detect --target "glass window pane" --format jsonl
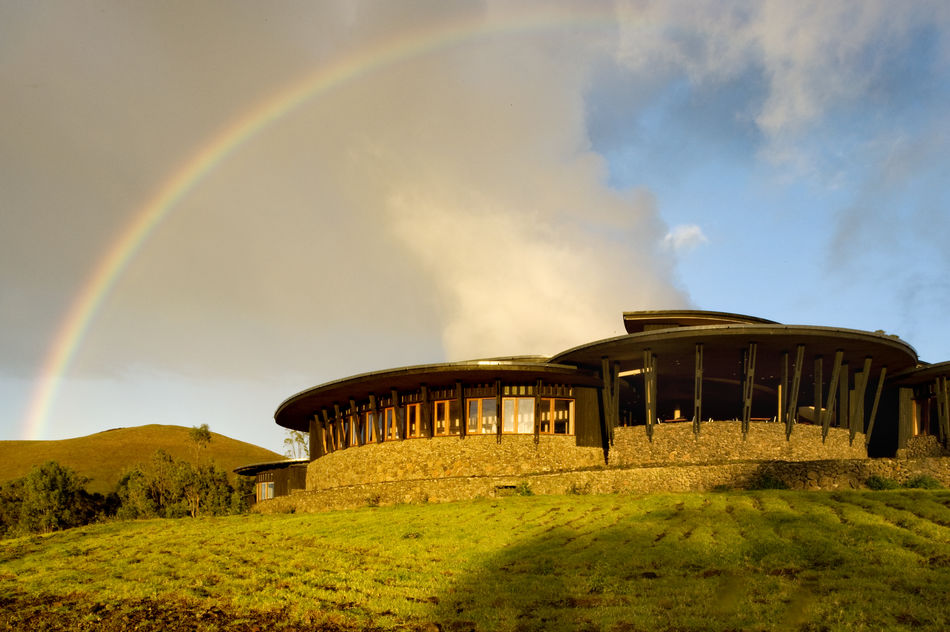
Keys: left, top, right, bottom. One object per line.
{"left": 449, "top": 400, "right": 460, "bottom": 434}
{"left": 482, "top": 398, "right": 497, "bottom": 434}
{"left": 554, "top": 399, "right": 572, "bottom": 434}
{"left": 467, "top": 400, "right": 479, "bottom": 433}
{"left": 503, "top": 399, "right": 515, "bottom": 433}
{"left": 517, "top": 397, "right": 534, "bottom": 433}
{"left": 435, "top": 402, "right": 446, "bottom": 435}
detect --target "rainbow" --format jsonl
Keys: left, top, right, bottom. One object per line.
{"left": 20, "top": 7, "right": 619, "bottom": 440}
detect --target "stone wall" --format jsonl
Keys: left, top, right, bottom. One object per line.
{"left": 256, "top": 456, "right": 950, "bottom": 515}
{"left": 609, "top": 421, "right": 867, "bottom": 466}
{"left": 306, "top": 434, "right": 604, "bottom": 491}
{"left": 896, "top": 434, "right": 949, "bottom": 459}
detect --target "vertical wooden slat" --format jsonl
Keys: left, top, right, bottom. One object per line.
{"left": 457, "top": 381, "right": 465, "bottom": 439}
{"left": 838, "top": 363, "right": 850, "bottom": 432}
{"left": 333, "top": 403, "right": 344, "bottom": 449}
{"left": 534, "top": 379, "right": 542, "bottom": 444}
{"left": 391, "top": 389, "right": 403, "bottom": 440}
{"left": 350, "top": 398, "right": 361, "bottom": 447}
{"left": 495, "top": 379, "right": 503, "bottom": 443}
{"left": 786, "top": 345, "right": 805, "bottom": 439}
{"left": 821, "top": 351, "right": 844, "bottom": 442}
{"left": 778, "top": 351, "right": 788, "bottom": 427}
{"left": 865, "top": 367, "right": 887, "bottom": 447}
{"left": 420, "top": 385, "right": 432, "bottom": 439}
{"left": 813, "top": 356, "right": 823, "bottom": 432}
{"left": 693, "top": 343, "right": 704, "bottom": 435}
{"left": 741, "top": 343, "right": 757, "bottom": 437}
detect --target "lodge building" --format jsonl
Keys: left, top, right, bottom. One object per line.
{"left": 245, "top": 311, "right": 950, "bottom": 502}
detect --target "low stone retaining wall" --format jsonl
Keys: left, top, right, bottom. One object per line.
{"left": 609, "top": 421, "right": 867, "bottom": 467}
{"left": 255, "top": 457, "right": 950, "bottom": 515}
{"left": 897, "top": 435, "right": 949, "bottom": 458}
{"left": 306, "top": 434, "right": 604, "bottom": 491}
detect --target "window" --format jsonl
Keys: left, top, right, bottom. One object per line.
{"left": 256, "top": 481, "right": 274, "bottom": 501}
{"left": 384, "top": 407, "right": 398, "bottom": 440}
{"left": 502, "top": 397, "right": 535, "bottom": 434}
{"left": 406, "top": 403, "right": 422, "bottom": 438}
{"left": 434, "top": 400, "right": 461, "bottom": 435}
{"left": 363, "top": 411, "right": 377, "bottom": 443}
{"left": 466, "top": 398, "right": 498, "bottom": 434}
{"left": 538, "top": 398, "right": 574, "bottom": 434}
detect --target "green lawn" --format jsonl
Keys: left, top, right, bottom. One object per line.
{"left": 2, "top": 490, "right": 949, "bottom": 631}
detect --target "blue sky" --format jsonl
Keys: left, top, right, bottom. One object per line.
{"left": 1, "top": 1, "right": 949, "bottom": 454}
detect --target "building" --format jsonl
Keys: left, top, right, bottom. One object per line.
{"left": 262, "top": 310, "right": 949, "bottom": 503}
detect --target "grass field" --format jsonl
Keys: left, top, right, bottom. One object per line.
{"left": 0, "top": 424, "right": 282, "bottom": 494}
{"left": 1, "top": 490, "right": 949, "bottom": 631}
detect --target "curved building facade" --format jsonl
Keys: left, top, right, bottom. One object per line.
{"left": 273, "top": 310, "right": 950, "bottom": 495}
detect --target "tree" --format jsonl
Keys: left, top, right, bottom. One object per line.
{"left": 17, "top": 462, "right": 93, "bottom": 534}
{"left": 189, "top": 424, "right": 212, "bottom": 462}
{"left": 283, "top": 429, "right": 310, "bottom": 459}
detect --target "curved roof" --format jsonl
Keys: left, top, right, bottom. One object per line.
{"left": 275, "top": 358, "right": 601, "bottom": 431}
{"left": 889, "top": 360, "right": 950, "bottom": 385}
{"left": 552, "top": 324, "right": 918, "bottom": 379}
{"left": 233, "top": 458, "right": 309, "bottom": 476}
{"left": 623, "top": 310, "right": 778, "bottom": 333}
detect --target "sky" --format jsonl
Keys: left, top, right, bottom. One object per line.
{"left": 2, "top": 1, "right": 949, "bottom": 455}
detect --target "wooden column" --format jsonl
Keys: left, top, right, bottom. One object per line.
{"left": 420, "top": 385, "right": 432, "bottom": 438}
{"left": 865, "top": 367, "right": 887, "bottom": 447}
{"left": 937, "top": 376, "right": 950, "bottom": 444}
{"left": 333, "top": 403, "right": 344, "bottom": 449}
{"left": 821, "top": 351, "right": 844, "bottom": 442}
{"left": 693, "top": 343, "right": 704, "bottom": 436}
{"left": 849, "top": 357, "right": 872, "bottom": 444}
{"left": 534, "top": 379, "right": 543, "bottom": 444}
{"left": 350, "top": 398, "right": 361, "bottom": 447}
{"left": 786, "top": 345, "right": 805, "bottom": 439}
{"left": 898, "top": 387, "right": 914, "bottom": 450}
{"left": 369, "top": 394, "right": 382, "bottom": 444}
{"left": 457, "top": 381, "right": 465, "bottom": 439}
{"left": 643, "top": 350, "right": 657, "bottom": 441}
{"left": 838, "top": 363, "right": 850, "bottom": 431}
{"left": 321, "top": 408, "right": 333, "bottom": 452}
{"left": 391, "top": 389, "right": 404, "bottom": 440}
{"left": 316, "top": 414, "right": 323, "bottom": 461}
{"left": 495, "top": 380, "right": 503, "bottom": 443}
{"left": 600, "top": 357, "right": 620, "bottom": 446}
{"left": 741, "top": 343, "right": 757, "bottom": 437}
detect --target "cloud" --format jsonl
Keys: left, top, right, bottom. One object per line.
{"left": 662, "top": 224, "right": 708, "bottom": 254}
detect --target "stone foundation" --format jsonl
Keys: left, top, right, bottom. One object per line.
{"left": 256, "top": 457, "right": 950, "bottom": 514}
{"left": 257, "top": 421, "right": 946, "bottom": 515}
{"left": 306, "top": 434, "right": 604, "bottom": 490}
{"left": 896, "top": 435, "right": 949, "bottom": 459}
{"left": 609, "top": 421, "right": 867, "bottom": 466}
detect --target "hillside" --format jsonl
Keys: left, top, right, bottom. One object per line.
{"left": 0, "top": 424, "right": 283, "bottom": 494}
{"left": 1, "top": 491, "right": 948, "bottom": 631}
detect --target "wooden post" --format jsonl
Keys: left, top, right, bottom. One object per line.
{"left": 321, "top": 408, "right": 333, "bottom": 452}
{"left": 333, "top": 403, "right": 344, "bottom": 449}
{"left": 369, "top": 394, "right": 381, "bottom": 444}
{"left": 838, "top": 363, "right": 849, "bottom": 432}
{"left": 391, "top": 389, "right": 403, "bottom": 440}
{"left": 534, "top": 379, "right": 542, "bottom": 444}
{"left": 938, "top": 376, "right": 950, "bottom": 444}
{"left": 495, "top": 380, "right": 503, "bottom": 443}
{"left": 849, "top": 357, "right": 872, "bottom": 444}
{"left": 456, "top": 381, "right": 465, "bottom": 439}
{"left": 821, "top": 351, "right": 844, "bottom": 442}
{"left": 693, "top": 343, "right": 703, "bottom": 436}
{"left": 316, "top": 414, "right": 323, "bottom": 461}
{"left": 786, "top": 345, "right": 804, "bottom": 439}
{"left": 643, "top": 350, "right": 657, "bottom": 441}
{"left": 865, "top": 367, "right": 886, "bottom": 447}
{"left": 898, "top": 387, "right": 914, "bottom": 450}
{"left": 420, "top": 385, "right": 432, "bottom": 438}
{"left": 741, "top": 343, "right": 757, "bottom": 437}
{"left": 349, "top": 398, "right": 361, "bottom": 447}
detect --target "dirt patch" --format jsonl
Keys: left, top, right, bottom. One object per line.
{"left": 0, "top": 592, "right": 410, "bottom": 632}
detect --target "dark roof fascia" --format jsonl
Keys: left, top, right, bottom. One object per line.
{"left": 888, "top": 360, "right": 950, "bottom": 386}
{"left": 551, "top": 323, "right": 918, "bottom": 367}
{"left": 275, "top": 359, "right": 598, "bottom": 430}
{"left": 233, "top": 458, "right": 310, "bottom": 476}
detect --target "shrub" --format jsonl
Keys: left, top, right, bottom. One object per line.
{"left": 902, "top": 475, "right": 942, "bottom": 490}
{"left": 865, "top": 475, "right": 900, "bottom": 490}
{"left": 747, "top": 473, "right": 789, "bottom": 490}
{"left": 516, "top": 481, "right": 534, "bottom": 496}
{"left": 366, "top": 493, "right": 382, "bottom": 507}
{"left": 567, "top": 481, "right": 591, "bottom": 495}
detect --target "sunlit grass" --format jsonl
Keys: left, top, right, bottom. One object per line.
{"left": 2, "top": 491, "right": 949, "bottom": 630}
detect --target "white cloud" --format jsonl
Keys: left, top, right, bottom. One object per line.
{"left": 662, "top": 224, "right": 708, "bottom": 253}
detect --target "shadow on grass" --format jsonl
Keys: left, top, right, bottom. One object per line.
{"left": 428, "top": 495, "right": 949, "bottom": 632}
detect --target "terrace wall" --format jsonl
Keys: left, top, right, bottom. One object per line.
{"left": 259, "top": 457, "right": 950, "bottom": 514}
{"left": 306, "top": 434, "right": 605, "bottom": 491}
{"left": 609, "top": 421, "right": 868, "bottom": 466}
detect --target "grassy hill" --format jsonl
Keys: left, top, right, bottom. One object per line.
{"left": 1, "top": 490, "right": 949, "bottom": 631}
{"left": 0, "top": 425, "right": 283, "bottom": 494}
